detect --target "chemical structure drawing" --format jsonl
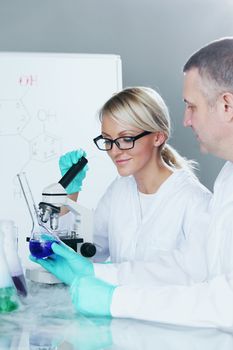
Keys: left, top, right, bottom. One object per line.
{"left": 0, "top": 94, "right": 62, "bottom": 171}
{"left": 30, "top": 132, "right": 61, "bottom": 162}
{"left": 0, "top": 99, "right": 31, "bottom": 135}
{"left": 0, "top": 84, "right": 62, "bottom": 205}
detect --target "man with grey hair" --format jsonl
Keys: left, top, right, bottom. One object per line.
{"left": 33, "top": 37, "right": 233, "bottom": 328}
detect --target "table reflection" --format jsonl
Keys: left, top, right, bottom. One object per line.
{"left": 0, "top": 282, "right": 232, "bottom": 350}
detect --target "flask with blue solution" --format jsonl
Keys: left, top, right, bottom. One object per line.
{"left": 17, "top": 172, "right": 60, "bottom": 260}
{"left": 0, "top": 231, "right": 19, "bottom": 313}
{"left": 0, "top": 220, "right": 28, "bottom": 297}
{"left": 29, "top": 230, "right": 59, "bottom": 259}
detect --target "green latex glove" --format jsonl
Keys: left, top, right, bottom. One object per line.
{"left": 30, "top": 240, "right": 94, "bottom": 285}
{"left": 70, "top": 276, "right": 116, "bottom": 317}
{"left": 59, "top": 149, "right": 88, "bottom": 194}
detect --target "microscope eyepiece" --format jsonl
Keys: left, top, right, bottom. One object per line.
{"left": 58, "top": 156, "right": 88, "bottom": 189}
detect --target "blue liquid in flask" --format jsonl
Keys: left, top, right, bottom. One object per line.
{"left": 29, "top": 238, "right": 59, "bottom": 259}
{"left": 17, "top": 172, "right": 60, "bottom": 259}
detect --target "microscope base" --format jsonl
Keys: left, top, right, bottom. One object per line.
{"left": 26, "top": 267, "right": 62, "bottom": 284}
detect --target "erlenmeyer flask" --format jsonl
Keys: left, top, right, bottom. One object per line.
{"left": 0, "top": 231, "right": 19, "bottom": 313}
{"left": 0, "top": 219, "right": 28, "bottom": 297}
{"left": 17, "top": 172, "right": 60, "bottom": 259}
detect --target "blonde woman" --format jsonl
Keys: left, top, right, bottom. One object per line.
{"left": 91, "top": 87, "right": 211, "bottom": 271}
{"left": 32, "top": 87, "right": 211, "bottom": 304}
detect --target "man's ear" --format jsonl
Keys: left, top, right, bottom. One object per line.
{"left": 153, "top": 132, "right": 166, "bottom": 147}
{"left": 220, "top": 92, "right": 233, "bottom": 122}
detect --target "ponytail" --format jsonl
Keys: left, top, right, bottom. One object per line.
{"left": 161, "top": 144, "right": 197, "bottom": 174}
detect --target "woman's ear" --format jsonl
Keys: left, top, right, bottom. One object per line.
{"left": 153, "top": 132, "right": 166, "bottom": 147}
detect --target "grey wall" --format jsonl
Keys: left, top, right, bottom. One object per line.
{"left": 0, "top": 0, "right": 232, "bottom": 190}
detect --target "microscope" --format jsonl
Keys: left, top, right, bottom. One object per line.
{"left": 38, "top": 156, "right": 96, "bottom": 258}
{"left": 20, "top": 156, "right": 96, "bottom": 284}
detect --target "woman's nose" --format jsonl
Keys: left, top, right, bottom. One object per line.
{"left": 108, "top": 142, "right": 123, "bottom": 156}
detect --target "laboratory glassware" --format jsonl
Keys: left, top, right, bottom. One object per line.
{"left": 17, "top": 172, "right": 60, "bottom": 259}
{"left": 0, "top": 230, "right": 19, "bottom": 313}
{"left": 0, "top": 219, "right": 28, "bottom": 297}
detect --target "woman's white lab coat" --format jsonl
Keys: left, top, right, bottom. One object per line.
{"left": 93, "top": 168, "right": 211, "bottom": 285}
{"left": 105, "top": 162, "right": 233, "bottom": 329}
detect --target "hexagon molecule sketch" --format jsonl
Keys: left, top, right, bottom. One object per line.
{"left": 30, "top": 132, "right": 61, "bottom": 162}
{"left": 0, "top": 100, "right": 30, "bottom": 135}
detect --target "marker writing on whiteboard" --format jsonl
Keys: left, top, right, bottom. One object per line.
{"left": 19, "top": 75, "right": 38, "bottom": 86}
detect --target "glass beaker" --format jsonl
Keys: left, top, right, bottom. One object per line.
{"left": 0, "top": 219, "right": 28, "bottom": 297}
{"left": 17, "top": 172, "right": 60, "bottom": 259}
{"left": 0, "top": 231, "right": 19, "bottom": 313}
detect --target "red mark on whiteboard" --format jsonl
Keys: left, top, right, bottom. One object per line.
{"left": 19, "top": 75, "right": 38, "bottom": 86}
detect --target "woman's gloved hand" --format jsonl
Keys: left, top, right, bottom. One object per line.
{"left": 30, "top": 240, "right": 94, "bottom": 285}
{"left": 59, "top": 149, "right": 88, "bottom": 194}
{"left": 70, "top": 276, "right": 116, "bottom": 317}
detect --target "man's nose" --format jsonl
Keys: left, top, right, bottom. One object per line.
{"left": 183, "top": 111, "right": 192, "bottom": 127}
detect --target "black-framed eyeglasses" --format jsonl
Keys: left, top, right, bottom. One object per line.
{"left": 93, "top": 131, "right": 152, "bottom": 151}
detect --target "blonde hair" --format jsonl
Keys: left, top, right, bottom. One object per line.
{"left": 99, "top": 86, "right": 196, "bottom": 172}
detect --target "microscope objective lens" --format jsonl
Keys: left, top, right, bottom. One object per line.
{"left": 29, "top": 239, "right": 59, "bottom": 259}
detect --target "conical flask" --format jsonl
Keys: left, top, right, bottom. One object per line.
{"left": 0, "top": 220, "right": 28, "bottom": 297}
{"left": 17, "top": 172, "right": 59, "bottom": 259}
{"left": 0, "top": 230, "right": 19, "bottom": 313}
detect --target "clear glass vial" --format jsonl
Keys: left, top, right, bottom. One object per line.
{"left": 0, "top": 231, "right": 19, "bottom": 313}
{"left": 0, "top": 220, "right": 28, "bottom": 297}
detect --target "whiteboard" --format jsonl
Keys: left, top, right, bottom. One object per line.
{"left": 0, "top": 52, "right": 122, "bottom": 264}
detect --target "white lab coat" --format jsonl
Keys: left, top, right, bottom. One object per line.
{"left": 110, "top": 318, "right": 233, "bottom": 350}
{"left": 109, "top": 162, "right": 233, "bottom": 329}
{"left": 93, "top": 168, "right": 211, "bottom": 285}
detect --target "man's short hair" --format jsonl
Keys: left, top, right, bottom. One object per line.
{"left": 183, "top": 37, "right": 233, "bottom": 104}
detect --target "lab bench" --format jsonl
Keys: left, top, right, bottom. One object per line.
{"left": 0, "top": 281, "right": 232, "bottom": 350}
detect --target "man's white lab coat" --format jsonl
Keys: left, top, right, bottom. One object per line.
{"left": 107, "top": 162, "right": 233, "bottom": 329}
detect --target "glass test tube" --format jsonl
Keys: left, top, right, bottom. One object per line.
{"left": 0, "top": 230, "right": 19, "bottom": 313}
{"left": 0, "top": 220, "right": 28, "bottom": 297}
